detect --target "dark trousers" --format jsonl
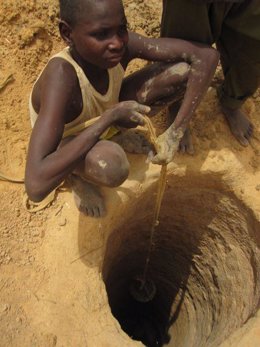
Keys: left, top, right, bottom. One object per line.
{"left": 161, "top": 0, "right": 260, "bottom": 109}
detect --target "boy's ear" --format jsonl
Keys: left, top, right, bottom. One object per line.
{"left": 59, "top": 20, "right": 73, "bottom": 46}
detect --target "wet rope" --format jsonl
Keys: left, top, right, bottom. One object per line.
{"left": 0, "top": 172, "right": 24, "bottom": 183}
{"left": 140, "top": 116, "right": 168, "bottom": 289}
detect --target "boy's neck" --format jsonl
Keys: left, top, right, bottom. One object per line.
{"left": 69, "top": 47, "right": 109, "bottom": 95}
{"left": 69, "top": 47, "right": 106, "bottom": 74}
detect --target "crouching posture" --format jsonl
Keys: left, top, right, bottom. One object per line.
{"left": 25, "top": 0, "right": 219, "bottom": 217}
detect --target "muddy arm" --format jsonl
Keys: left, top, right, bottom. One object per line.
{"left": 126, "top": 33, "right": 220, "bottom": 163}
{"left": 153, "top": 48, "right": 219, "bottom": 164}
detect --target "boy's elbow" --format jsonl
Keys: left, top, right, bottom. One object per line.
{"left": 26, "top": 187, "right": 47, "bottom": 203}
{"left": 25, "top": 178, "right": 49, "bottom": 202}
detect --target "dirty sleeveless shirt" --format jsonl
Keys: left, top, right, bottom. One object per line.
{"left": 29, "top": 47, "right": 125, "bottom": 137}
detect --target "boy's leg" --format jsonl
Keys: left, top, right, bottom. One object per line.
{"left": 62, "top": 138, "right": 129, "bottom": 217}
{"left": 119, "top": 61, "right": 190, "bottom": 152}
{"left": 217, "top": 3, "right": 260, "bottom": 146}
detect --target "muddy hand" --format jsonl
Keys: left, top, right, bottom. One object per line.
{"left": 112, "top": 101, "right": 151, "bottom": 128}
{"left": 151, "top": 127, "right": 184, "bottom": 165}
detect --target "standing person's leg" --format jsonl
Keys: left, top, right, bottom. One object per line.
{"left": 217, "top": 2, "right": 260, "bottom": 146}
{"left": 160, "top": 0, "right": 229, "bottom": 152}
{"left": 161, "top": 0, "right": 214, "bottom": 44}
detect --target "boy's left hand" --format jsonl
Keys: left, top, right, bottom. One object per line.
{"left": 151, "top": 127, "right": 184, "bottom": 165}
{"left": 112, "top": 101, "right": 151, "bottom": 129}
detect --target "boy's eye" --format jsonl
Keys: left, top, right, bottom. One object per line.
{"left": 91, "top": 23, "right": 128, "bottom": 41}
{"left": 118, "top": 24, "right": 128, "bottom": 37}
{"left": 92, "top": 30, "right": 109, "bottom": 40}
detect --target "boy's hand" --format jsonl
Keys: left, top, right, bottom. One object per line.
{"left": 109, "top": 101, "right": 151, "bottom": 128}
{"left": 151, "top": 127, "right": 184, "bottom": 165}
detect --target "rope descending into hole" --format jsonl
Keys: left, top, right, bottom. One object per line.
{"left": 130, "top": 116, "right": 168, "bottom": 302}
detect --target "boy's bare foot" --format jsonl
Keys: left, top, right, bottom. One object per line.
{"left": 112, "top": 129, "right": 153, "bottom": 154}
{"left": 69, "top": 174, "right": 105, "bottom": 217}
{"left": 178, "top": 127, "right": 194, "bottom": 155}
{"left": 221, "top": 106, "right": 253, "bottom": 146}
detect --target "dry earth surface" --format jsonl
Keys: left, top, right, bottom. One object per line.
{"left": 0, "top": 1, "right": 260, "bottom": 347}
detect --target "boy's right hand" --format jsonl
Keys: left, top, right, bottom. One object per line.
{"left": 109, "top": 101, "right": 151, "bottom": 128}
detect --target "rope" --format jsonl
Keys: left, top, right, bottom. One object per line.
{"left": 140, "top": 116, "right": 168, "bottom": 288}
{"left": 0, "top": 172, "right": 24, "bottom": 183}
{"left": 22, "top": 189, "right": 57, "bottom": 212}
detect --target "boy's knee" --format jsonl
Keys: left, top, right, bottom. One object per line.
{"left": 169, "top": 62, "right": 190, "bottom": 77}
{"left": 104, "top": 159, "right": 129, "bottom": 187}
{"left": 85, "top": 140, "right": 129, "bottom": 187}
{"left": 98, "top": 147, "right": 129, "bottom": 187}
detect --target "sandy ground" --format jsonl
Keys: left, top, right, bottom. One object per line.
{"left": 0, "top": 1, "right": 259, "bottom": 347}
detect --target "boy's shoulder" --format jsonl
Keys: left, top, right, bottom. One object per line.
{"left": 32, "top": 52, "right": 80, "bottom": 106}
{"left": 45, "top": 55, "right": 77, "bottom": 81}
{"left": 38, "top": 54, "right": 79, "bottom": 92}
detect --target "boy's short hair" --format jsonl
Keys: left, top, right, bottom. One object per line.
{"left": 59, "top": 0, "right": 94, "bottom": 27}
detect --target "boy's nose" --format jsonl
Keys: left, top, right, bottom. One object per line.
{"left": 108, "top": 35, "right": 125, "bottom": 51}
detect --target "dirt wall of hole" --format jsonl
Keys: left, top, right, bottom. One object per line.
{"left": 101, "top": 174, "right": 260, "bottom": 347}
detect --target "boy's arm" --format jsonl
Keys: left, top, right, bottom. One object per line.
{"left": 25, "top": 60, "right": 115, "bottom": 201}
{"left": 25, "top": 59, "right": 148, "bottom": 202}
{"left": 126, "top": 32, "right": 219, "bottom": 163}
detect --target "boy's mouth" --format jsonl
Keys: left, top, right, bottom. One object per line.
{"left": 106, "top": 53, "right": 124, "bottom": 66}
{"left": 108, "top": 54, "right": 123, "bottom": 62}
{"left": 107, "top": 46, "right": 125, "bottom": 63}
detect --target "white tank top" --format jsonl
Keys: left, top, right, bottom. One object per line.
{"left": 29, "top": 47, "right": 125, "bottom": 137}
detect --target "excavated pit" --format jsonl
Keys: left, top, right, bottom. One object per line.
{"left": 102, "top": 175, "right": 260, "bottom": 347}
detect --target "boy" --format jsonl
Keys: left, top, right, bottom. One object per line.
{"left": 161, "top": 0, "right": 260, "bottom": 149}
{"left": 25, "top": 0, "right": 219, "bottom": 217}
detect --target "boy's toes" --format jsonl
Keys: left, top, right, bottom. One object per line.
{"left": 86, "top": 207, "right": 94, "bottom": 217}
{"left": 179, "top": 143, "right": 194, "bottom": 155}
{"left": 187, "top": 144, "right": 195, "bottom": 155}
{"left": 77, "top": 202, "right": 92, "bottom": 216}
{"left": 222, "top": 106, "right": 253, "bottom": 147}
{"left": 178, "top": 128, "right": 194, "bottom": 155}
{"left": 248, "top": 124, "right": 254, "bottom": 137}
{"left": 178, "top": 143, "right": 187, "bottom": 153}
{"left": 84, "top": 204, "right": 105, "bottom": 218}
{"left": 93, "top": 205, "right": 105, "bottom": 218}
{"left": 237, "top": 133, "right": 249, "bottom": 146}
{"left": 71, "top": 176, "right": 106, "bottom": 218}
{"left": 238, "top": 125, "right": 253, "bottom": 146}
{"left": 98, "top": 204, "right": 106, "bottom": 217}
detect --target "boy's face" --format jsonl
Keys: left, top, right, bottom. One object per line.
{"left": 69, "top": 0, "right": 128, "bottom": 69}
